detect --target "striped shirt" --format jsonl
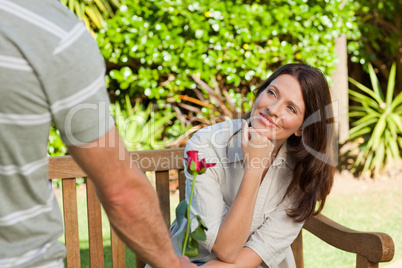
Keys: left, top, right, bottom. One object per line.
{"left": 0, "top": 0, "right": 113, "bottom": 266}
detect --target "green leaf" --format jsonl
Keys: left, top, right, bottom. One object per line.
{"left": 355, "top": 149, "right": 366, "bottom": 168}
{"left": 352, "top": 114, "right": 379, "bottom": 127}
{"left": 368, "top": 115, "right": 386, "bottom": 150}
{"left": 348, "top": 127, "right": 371, "bottom": 141}
{"left": 387, "top": 118, "right": 398, "bottom": 138}
{"left": 388, "top": 137, "right": 401, "bottom": 161}
{"left": 385, "top": 62, "right": 396, "bottom": 106}
{"left": 93, "top": 0, "right": 109, "bottom": 14}
{"left": 183, "top": 237, "right": 199, "bottom": 258}
{"left": 349, "top": 105, "right": 373, "bottom": 112}
{"left": 372, "top": 140, "right": 385, "bottom": 175}
{"left": 349, "top": 89, "right": 380, "bottom": 109}
{"left": 190, "top": 225, "right": 207, "bottom": 242}
{"left": 362, "top": 150, "right": 374, "bottom": 176}
{"left": 349, "top": 105, "right": 380, "bottom": 115}
{"left": 395, "top": 106, "right": 402, "bottom": 115}
{"left": 348, "top": 77, "right": 383, "bottom": 104}
{"left": 349, "top": 117, "right": 377, "bottom": 133}
{"left": 175, "top": 200, "right": 187, "bottom": 226}
{"left": 125, "top": 94, "right": 134, "bottom": 116}
{"left": 389, "top": 114, "right": 402, "bottom": 132}
{"left": 348, "top": 111, "right": 366, "bottom": 118}
{"left": 367, "top": 63, "right": 384, "bottom": 101}
{"left": 390, "top": 91, "right": 402, "bottom": 111}
{"left": 195, "top": 215, "right": 208, "bottom": 230}
{"left": 84, "top": 6, "right": 101, "bottom": 29}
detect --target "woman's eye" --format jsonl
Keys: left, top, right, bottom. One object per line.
{"left": 288, "top": 106, "right": 296, "bottom": 113}
{"left": 267, "top": 89, "right": 275, "bottom": 96}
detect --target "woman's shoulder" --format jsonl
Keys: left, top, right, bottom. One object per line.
{"left": 195, "top": 119, "right": 242, "bottom": 138}
{"left": 185, "top": 119, "right": 243, "bottom": 155}
{"left": 190, "top": 119, "right": 242, "bottom": 143}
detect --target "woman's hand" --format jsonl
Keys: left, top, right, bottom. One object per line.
{"left": 241, "top": 119, "right": 275, "bottom": 172}
{"left": 211, "top": 121, "right": 274, "bottom": 261}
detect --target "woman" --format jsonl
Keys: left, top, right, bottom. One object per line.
{"left": 170, "top": 63, "right": 335, "bottom": 268}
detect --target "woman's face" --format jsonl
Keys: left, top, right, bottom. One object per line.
{"left": 250, "top": 74, "right": 306, "bottom": 148}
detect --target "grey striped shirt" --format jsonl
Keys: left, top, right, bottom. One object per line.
{"left": 0, "top": 0, "right": 113, "bottom": 266}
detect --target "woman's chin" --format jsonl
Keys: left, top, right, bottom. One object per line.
{"left": 254, "top": 127, "right": 277, "bottom": 140}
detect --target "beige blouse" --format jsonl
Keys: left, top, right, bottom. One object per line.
{"left": 169, "top": 119, "right": 304, "bottom": 268}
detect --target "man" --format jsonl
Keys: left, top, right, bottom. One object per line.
{"left": 0, "top": 0, "right": 195, "bottom": 267}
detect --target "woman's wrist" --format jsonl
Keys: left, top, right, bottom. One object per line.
{"left": 243, "top": 165, "right": 266, "bottom": 177}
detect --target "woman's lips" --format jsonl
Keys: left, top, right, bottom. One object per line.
{"left": 260, "top": 113, "right": 278, "bottom": 128}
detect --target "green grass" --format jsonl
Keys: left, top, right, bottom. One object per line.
{"left": 304, "top": 189, "right": 402, "bottom": 268}
{"left": 56, "top": 181, "right": 401, "bottom": 268}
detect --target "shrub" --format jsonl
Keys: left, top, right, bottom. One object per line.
{"left": 347, "top": 62, "right": 402, "bottom": 178}
{"left": 347, "top": 0, "right": 401, "bottom": 95}
{"left": 110, "top": 95, "right": 188, "bottom": 150}
{"left": 61, "top": 0, "right": 120, "bottom": 31}
{"left": 48, "top": 124, "right": 68, "bottom": 157}
{"left": 97, "top": 0, "right": 355, "bottom": 123}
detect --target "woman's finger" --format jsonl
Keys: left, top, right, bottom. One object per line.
{"left": 241, "top": 119, "right": 249, "bottom": 143}
{"left": 248, "top": 127, "right": 260, "bottom": 140}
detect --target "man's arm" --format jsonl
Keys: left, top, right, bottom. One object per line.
{"left": 67, "top": 126, "right": 194, "bottom": 268}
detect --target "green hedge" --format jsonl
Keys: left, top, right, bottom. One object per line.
{"left": 347, "top": 0, "right": 400, "bottom": 66}
{"left": 97, "top": 0, "right": 356, "bottom": 114}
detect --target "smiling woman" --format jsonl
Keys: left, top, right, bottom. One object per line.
{"left": 164, "top": 63, "right": 336, "bottom": 268}
{"left": 249, "top": 63, "right": 336, "bottom": 221}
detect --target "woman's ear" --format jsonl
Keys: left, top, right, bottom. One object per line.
{"left": 295, "top": 127, "right": 302, "bottom": 137}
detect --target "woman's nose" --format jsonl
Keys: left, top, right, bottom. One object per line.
{"left": 267, "top": 102, "right": 280, "bottom": 117}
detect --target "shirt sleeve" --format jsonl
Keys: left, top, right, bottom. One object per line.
{"left": 184, "top": 133, "right": 227, "bottom": 252}
{"left": 245, "top": 194, "right": 304, "bottom": 268}
{"left": 42, "top": 20, "right": 114, "bottom": 146}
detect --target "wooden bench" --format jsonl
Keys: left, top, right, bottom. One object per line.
{"left": 49, "top": 148, "right": 395, "bottom": 268}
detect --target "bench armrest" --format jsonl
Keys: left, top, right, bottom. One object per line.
{"left": 304, "top": 214, "right": 394, "bottom": 263}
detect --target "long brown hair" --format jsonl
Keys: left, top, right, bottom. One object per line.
{"left": 247, "top": 63, "right": 335, "bottom": 222}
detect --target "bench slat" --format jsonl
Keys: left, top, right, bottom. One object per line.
{"left": 356, "top": 254, "right": 378, "bottom": 268}
{"left": 86, "top": 179, "right": 105, "bottom": 267}
{"left": 50, "top": 157, "right": 87, "bottom": 179}
{"left": 49, "top": 148, "right": 185, "bottom": 179}
{"left": 178, "top": 170, "right": 186, "bottom": 202}
{"left": 130, "top": 148, "right": 185, "bottom": 172}
{"left": 156, "top": 171, "right": 171, "bottom": 227}
{"left": 136, "top": 257, "right": 146, "bottom": 268}
{"left": 111, "top": 228, "right": 126, "bottom": 268}
{"left": 62, "top": 178, "right": 81, "bottom": 268}
{"left": 291, "top": 231, "right": 304, "bottom": 268}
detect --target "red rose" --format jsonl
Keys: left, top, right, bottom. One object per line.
{"left": 184, "top": 150, "right": 216, "bottom": 174}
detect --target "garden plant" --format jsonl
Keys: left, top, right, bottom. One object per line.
{"left": 348, "top": 62, "right": 402, "bottom": 178}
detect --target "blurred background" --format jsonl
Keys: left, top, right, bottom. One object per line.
{"left": 51, "top": 0, "right": 402, "bottom": 180}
